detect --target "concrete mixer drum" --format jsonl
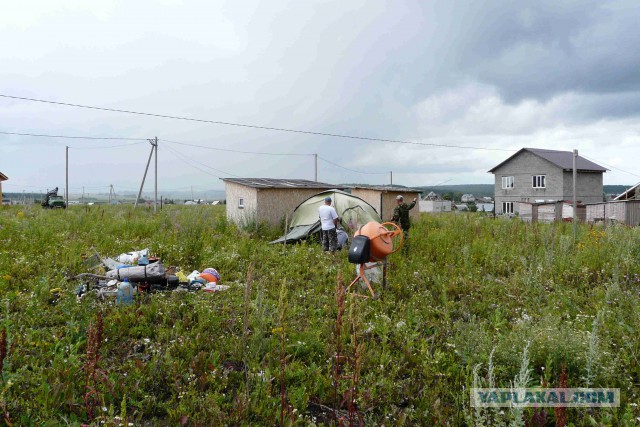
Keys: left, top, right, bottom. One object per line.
{"left": 354, "top": 221, "right": 405, "bottom": 261}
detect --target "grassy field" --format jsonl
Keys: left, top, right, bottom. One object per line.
{"left": 0, "top": 205, "right": 639, "bottom": 426}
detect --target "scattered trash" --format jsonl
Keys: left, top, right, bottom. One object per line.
{"left": 72, "top": 247, "right": 227, "bottom": 300}
{"left": 203, "top": 283, "right": 229, "bottom": 293}
{"left": 176, "top": 271, "right": 189, "bottom": 283}
{"left": 186, "top": 270, "right": 200, "bottom": 282}
{"left": 202, "top": 268, "right": 221, "bottom": 281}
{"left": 337, "top": 229, "right": 349, "bottom": 249}
{"left": 106, "top": 263, "right": 166, "bottom": 283}
{"left": 116, "top": 248, "right": 149, "bottom": 265}
{"left": 184, "top": 268, "right": 226, "bottom": 293}
{"left": 76, "top": 283, "right": 86, "bottom": 297}
{"left": 49, "top": 287, "right": 63, "bottom": 305}
{"left": 116, "top": 278, "right": 136, "bottom": 305}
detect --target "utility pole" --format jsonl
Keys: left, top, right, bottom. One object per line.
{"left": 65, "top": 146, "right": 69, "bottom": 208}
{"left": 573, "top": 149, "right": 578, "bottom": 241}
{"left": 390, "top": 171, "right": 393, "bottom": 186}
{"left": 134, "top": 140, "right": 156, "bottom": 209}
{"left": 314, "top": 154, "right": 318, "bottom": 182}
{"left": 82, "top": 186, "right": 84, "bottom": 204}
{"left": 191, "top": 186, "right": 194, "bottom": 201}
{"left": 153, "top": 136, "right": 158, "bottom": 213}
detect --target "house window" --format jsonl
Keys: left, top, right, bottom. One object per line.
{"left": 502, "top": 176, "right": 514, "bottom": 189}
{"left": 532, "top": 175, "right": 546, "bottom": 188}
{"left": 238, "top": 197, "right": 244, "bottom": 209}
{"left": 502, "top": 201, "right": 514, "bottom": 215}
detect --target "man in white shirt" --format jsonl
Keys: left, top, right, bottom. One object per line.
{"left": 318, "top": 196, "right": 339, "bottom": 253}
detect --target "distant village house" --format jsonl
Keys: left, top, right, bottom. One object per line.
{"left": 489, "top": 148, "right": 606, "bottom": 216}
{"left": 0, "top": 172, "right": 7, "bottom": 205}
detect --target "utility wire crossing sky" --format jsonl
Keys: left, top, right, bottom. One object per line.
{"left": 2, "top": 1, "right": 640, "bottom": 192}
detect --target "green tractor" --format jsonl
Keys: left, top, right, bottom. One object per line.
{"left": 42, "top": 187, "right": 66, "bottom": 209}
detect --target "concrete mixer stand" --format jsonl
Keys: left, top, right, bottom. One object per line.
{"left": 346, "top": 259, "right": 388, "bottom": 299}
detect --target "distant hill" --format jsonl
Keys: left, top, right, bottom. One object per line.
{"left": 415, "top": 184, "right": 633, "bottom": 199}
{"left": 3, "top": 189, "right": 227, "bottom": 203}
{"left": 603, "top": 185, "right": 632, "bottom": 195}
{"left": 416, "top": 184, "right": 494, "bottom": 198}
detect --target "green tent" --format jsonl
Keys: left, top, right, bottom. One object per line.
{"left": 270, "top": 189, "right": 381, "bottom": 244}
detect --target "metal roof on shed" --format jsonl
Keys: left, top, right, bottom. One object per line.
{"left": 488, "top": 148, "right": 607, "bottom": 173}
{"left": 348, "top": 185, "right": 422, "bottom": 193}
{"left": 221, "top": 178, "right": 336, "bottom": 189}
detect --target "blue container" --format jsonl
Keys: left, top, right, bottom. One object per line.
{"left": 116, "top": 278, "right": 135, "bottom": 305}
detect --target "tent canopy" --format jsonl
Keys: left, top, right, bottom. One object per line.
{"left": 271, "top": 189, "right": 381, "bottom": 244}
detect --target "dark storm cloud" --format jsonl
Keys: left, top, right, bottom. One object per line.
{"left": 433, "top": 1, "right": 640, "bottom": 102}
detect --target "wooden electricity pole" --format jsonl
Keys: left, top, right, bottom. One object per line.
{"left": 134, "top": 138, "right": 157, "bottom": 209}
{"left": 573, "top": 149, "right": 578, "bottom": 241}
{"left": 154, "top": 136, "right": 158, "bottom": 213}
{"left": 65, "top": 146, "right": 69, "bottom": 207}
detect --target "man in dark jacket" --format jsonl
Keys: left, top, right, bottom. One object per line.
{"left": 392, "top": 195, "right": 417, "bottom": 241}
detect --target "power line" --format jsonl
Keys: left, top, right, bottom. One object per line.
{"left": 74, "top": 141, "right": 146, "bottom": 149}
{"left": 0, "top": 130, "right": 146, "bottom": 141}
{"left": 581, "top": 153, "right": 640, "bottom": 179}
{"left": 317, "top": 155, "right": 388, "bottom": 175}
{"left": 163, "top": 144, "right": 242, "bottom": 179}
{"left": 161, "top": 139, "right": 311, "bottom": 156}
{"left": 0, "top": 94, "right": 512, "bottom": 152}
{"left": 0, "top": 130, "right": 147, "bottom": 149}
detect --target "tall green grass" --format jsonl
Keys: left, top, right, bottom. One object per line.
{"left": 0, "top": 206, "right": 638, "bottom": 425}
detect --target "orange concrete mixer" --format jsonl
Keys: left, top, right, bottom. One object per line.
{"left": 347, "top": 221, "right": 404, "bottom": 299}
{"left": 354, "top": 221, "right": 404, "bottom": 260}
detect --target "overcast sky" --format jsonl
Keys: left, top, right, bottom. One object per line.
{"left": 2, "top": 0, "right": 640, "bottom": 197}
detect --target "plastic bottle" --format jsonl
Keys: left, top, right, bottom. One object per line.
{"left": 117, "top": 278, "right": 135, "bottom": 305}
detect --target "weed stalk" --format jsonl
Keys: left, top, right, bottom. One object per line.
{"left": 333, "top": 272, "right": 346, "bottom": 422}
{"left": 0, "top": 326, "right": 11, "bottom": 426}
{"left": 554, "top": 363, "right": 567, "bottom": 427}
{"left": 243, "top": 264, "right": 254, "bottom": 403}
{"left": 0, "top": 327, "right": 6, "bottom": 382}
{"left": 345, "top": 300, "right": 364, "bottom": 426}
{"left": 277, "top": 281, "right": 293, "bottom": 426}
{"left": 84, "top": 312, "right": 104, "bottom": 422}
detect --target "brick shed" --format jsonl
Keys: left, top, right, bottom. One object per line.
{"left": 349, "top": 186, "right": 421, "bottom": 222}
{"left": 222, "top": 178, "right": 337, "bottom": 227}
{"left": 0, "top": 172, "right": 7, "bottom": 205}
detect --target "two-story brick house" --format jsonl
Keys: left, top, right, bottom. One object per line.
{"left": 489, "top": 148, "right": 607, "bottom": 215}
